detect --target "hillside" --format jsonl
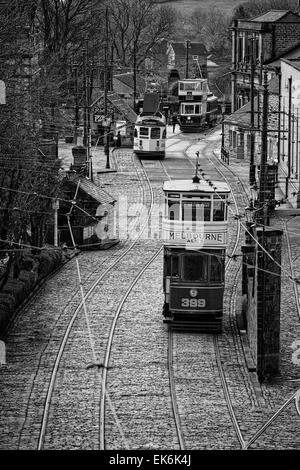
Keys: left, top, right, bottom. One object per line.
{"left": 155, "top": 0, "right": 244, "bottom": 15}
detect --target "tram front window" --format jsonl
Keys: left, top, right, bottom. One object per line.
{"left": 151, "top": 127, "right": 161, "bottom": 139}
{"left": 140, "top": 127, "right": 149, "bottom": 138}
{"left": 213, "top": 200, "right": 225, "bottom": 221}
{"left": 182, "top": 254, "right": 208, "bottom": 282}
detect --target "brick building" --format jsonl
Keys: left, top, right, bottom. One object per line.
{"left": 231, "top": 10, "right": 300, "bottom": 111}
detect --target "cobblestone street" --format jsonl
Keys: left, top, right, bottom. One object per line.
{"left": 0, "top": 128, "right": 300, "bottom": 450}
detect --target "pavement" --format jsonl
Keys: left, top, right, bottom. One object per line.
{"left": 58, "top": 139, "right": 118, "bottom": 175}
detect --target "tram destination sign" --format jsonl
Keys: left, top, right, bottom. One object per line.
{"left": 167, "top": 230, "right": 226, "bottom": 245}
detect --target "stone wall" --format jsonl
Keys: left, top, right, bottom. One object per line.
{"left": 0, "top": 249, "right": 65, "bottom": 335}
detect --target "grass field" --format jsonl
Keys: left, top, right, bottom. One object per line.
{"left": 157, "top": 0, "right": 244, "bottom": 16}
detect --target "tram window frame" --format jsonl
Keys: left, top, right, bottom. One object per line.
{"left": 182, "top": 200, "right": 211, "bottom": 222}
{"left": 168, "top": 200, "right": 180, "bottom": 220}
{"left": 181, "top": 253, "right": 208, "bottom": 282}
{"left": 171, "top": 254, "right": 179, "bottom": 278}
{"left": 209, "top": 252, "right": 224, "bottom": 283}
{"left": 151, "top": 127, "right": 161, "bottom": 139}
{"left": 140, "top": 127, "right": 149, "bottom": 138}
{"left": 134, "top": 128, "right": 137, "bottom": 137}
{"left": 213, "top": 198, "right": 225, "bottom": 221}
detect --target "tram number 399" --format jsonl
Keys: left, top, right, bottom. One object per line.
{"left": 181, "top": 298, "right": 206, "bottom": 308}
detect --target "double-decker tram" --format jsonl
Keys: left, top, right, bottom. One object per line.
{"left": 162, "top": 168, "right": 230, "bottom": 332}
{"left": 133, "top": 92, "right": 166, "bottom": 158}
{"left": 178, "top": 78, "right": 219, "bottom": 132}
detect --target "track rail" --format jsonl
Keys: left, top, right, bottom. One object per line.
{"left": 99, "top": 245, "right": 162, "bottom": 449}
{"left": 167, "top": 328, "right": 186, "bottom": 450}
{"left": 159, "top": 136, "right": 247, "bottom": 449}
{"left": 36, "top": 153, "right": 156, "bottom": 450}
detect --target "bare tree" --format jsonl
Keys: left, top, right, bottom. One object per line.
{"left": 187, "top": 6, "right": 231, "bottom": 55}
{"left": 108, "top": 0, "right": 176, "bottom": 68}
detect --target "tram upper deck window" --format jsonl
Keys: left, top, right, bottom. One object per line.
{"left": 213, "top": 198, "right": 225, "bottom": 221}
{"left": 140, "top": 127, "right": 149, "bottom": 138}
{"left": 182, "top": 201, "right": 210, "bottom": 221}
{"left": 182, "top": 254, "right": 208, "bottom": 282}
{"left": 210, "top": 254, "right": 224, "bottom": 282}
{"left": 168, "top": 200, "right": 180, "bottom": 220}
{"left": 151, "top": 127, "right": 161, "bottom": 139}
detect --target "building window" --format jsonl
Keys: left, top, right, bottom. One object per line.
{"left": 232, "top": 131, "right": 237, "bottom": 148}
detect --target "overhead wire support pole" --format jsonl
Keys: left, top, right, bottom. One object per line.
{"left": 287, "top": 75, "right": 292, "bottom": 199}
{"left": 256, "top": 67, "right": 269, "bottom": 383}
{"left": 249, "top": 37, "right": 256, "bottom": 186}
{"left": 257, "top": 68, "right": 269, "bottom": 226}
{"left": 185, "top": 40, "right": 190, "bottom": 79}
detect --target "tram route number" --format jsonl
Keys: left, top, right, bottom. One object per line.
{"left": 181, "top": 298, "right": 206, "bottom": 308}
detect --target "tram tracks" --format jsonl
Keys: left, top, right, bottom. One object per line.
{"left": 4, "top": 149, "right": 167, "bottom": 450}
{"left": 155, "top": 139, "right": 247, "bottom": 449}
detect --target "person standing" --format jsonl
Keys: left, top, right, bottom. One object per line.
{"left": 172, "top": 114, "right": 178, "bottom": 132}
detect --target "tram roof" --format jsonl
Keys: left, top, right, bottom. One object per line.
{"left": 163, "top": 179, "right": 230, "bottom": 193}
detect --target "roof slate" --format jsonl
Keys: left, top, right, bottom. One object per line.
{"left": 77, "top": 177, "right": 116, "bottom": 205}
{"left": 114, "top": 72, "right": 146, "bottom": 93}
{"left": 251, "top": 10, "right": 300, "bottom": 23}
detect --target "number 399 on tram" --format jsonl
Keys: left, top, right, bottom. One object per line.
{"left": 162, "top": 178, "right": 230, "bottom": 332}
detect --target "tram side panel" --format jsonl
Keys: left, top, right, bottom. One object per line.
{"left": 163, "top": 246, "right": 225, "bottom": 331}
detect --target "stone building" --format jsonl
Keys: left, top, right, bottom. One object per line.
{"left": 223, "top": 75, "right": 279, "bottom": 166}
{"left": 166, "top": 41, "right": 208, "bottom": 80}
{"left": 231, "top": 10, "right": 300, "bottom": 111}
{"left": 277, "top": 58, "right": 300, "bottom": 207}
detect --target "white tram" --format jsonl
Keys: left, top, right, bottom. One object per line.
{"left": 162, "top": 173, "right": 230, "bottom": 332}
{"left": 133, "top": 92, "right": 166, "bottom": 158}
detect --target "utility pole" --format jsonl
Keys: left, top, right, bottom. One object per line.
{"left": 104, "top": 6, "right": 110, "bottom": 169}
{"left": 257, "top": 68, "right": 269, "bottom": 225}
{"left": 185, "top": 40, "right": 190, "bottom": 79}
{"left": 249, "top": 38, "right": 256, "bottom": 185}
{"left": 73, "top": 61, "right": 79, "bottom": 145}
{"left": 256, "top": 68, "right": 269, "bottom": 383}
{"left": 286, "top": 75, "right": 292, "bottom": 199}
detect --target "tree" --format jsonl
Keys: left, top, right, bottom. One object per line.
{"left": 186, "top": 6, "right": 231, "bottom": 55}
{"left": 107, "top": 0, "right": 176, "bottom": 68}
{"left": 0, "top": 0, "right": 62, "bottom": 286}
